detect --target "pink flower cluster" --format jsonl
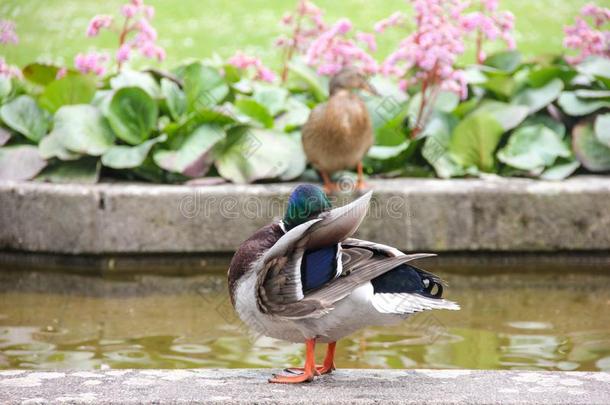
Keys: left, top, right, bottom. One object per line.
{"left": 275, "top": 1, "right": 327, "bottom": 53}
{"left": 0, "top": 57, "right": 22, "bottom": 79}
{"left": 227, "top": 51, "right": 276, "bottom": 83}
{"left": 564, "top": 3, "right": 610, "bottom": 63}
{"left": 374, "top": 12, "right": 406, "bottom": 33}
{"left": 78, "top": 0, "right": 165, "bottom": 76}
{"left": 461, "top": 0, "right": 515, "bottom": 63}
{"left": 306, "top": 18, "right": 378, "bottom": 75}
{"left": 381, "top": 0, "right": 469, "bottom": 98}
{"left": 0, "top": 19, "right": 19, "bottom": 45}
{"left": 74, "top": 52, "right": 109, "bottom": 76}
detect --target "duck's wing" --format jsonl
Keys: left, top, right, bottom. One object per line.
{"left": 253, "top": 192, "right": 372, "bottom": 318}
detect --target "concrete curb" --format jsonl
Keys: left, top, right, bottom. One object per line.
{"left": 1, "top": 369, "right": 609, "bottom": 404}
{"left": 1, "top": 176, "right": 610, "bottom": 254}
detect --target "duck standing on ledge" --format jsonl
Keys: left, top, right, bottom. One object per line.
{"left": 302, "top": 67, "right": 377, "bottom": 193}
{"left": 228, "top": 185, "right": 459, "bottom": 384}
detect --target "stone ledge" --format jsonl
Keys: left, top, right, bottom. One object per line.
{"left": 1, "top": 176, "right": 610, "bottom": 254}
{"left": 0, "top": 369, "right": 609, "bottom": 404}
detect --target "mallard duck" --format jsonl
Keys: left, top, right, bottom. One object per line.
{"left": 228, "top": 184, "right": 459, "bottom": 384}
{"left": 302, "top": 67, "right": 376, "bottom": 193}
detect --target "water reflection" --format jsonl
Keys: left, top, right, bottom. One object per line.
{"left": 0, "top": 268, "right": 609, "bottom": 371}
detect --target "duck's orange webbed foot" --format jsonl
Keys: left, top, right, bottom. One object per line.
{"left": 356, "top": 162, "right": 369, "bottom": 192}
{"left": 269, "top": 338, "right": 318, "bottom": 384}
{"left": 320, "top": 171, "right": 337, "bottom": 195}
{"left": 284, "top": 341, "right": 336, "bottom": 376}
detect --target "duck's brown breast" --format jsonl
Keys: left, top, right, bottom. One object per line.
{"left": 302, "top": 91, "right": 373, "bottom": 174}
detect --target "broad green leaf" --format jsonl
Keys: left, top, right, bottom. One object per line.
{"left": 38, "top": 131, "right": 81, "bottom": 160}
{"left": 153, "top": 124, "right": 225, "bottom": 177}
{"left": 274, "top": 98, "right": 310, "bottom": 132}
{"left": 528, "top": 66, "right": 576, "bottom": 87}
{"left": 278, "top": 132, "right": 307, "bottom": 181}
{"left": 484, "top": 51, "right": 522, "bottom": 72}
{"left": 110, "top": 70, "right": 161, "bottom": 98}
{"left": 574, "top": 89, "right": 610, "bottom": 99}
{"left": 482, "top": 74, "right": 516, "bottom": 98}
{"left": 252, "top": 84, "right": 289, "bottom": 116}
{"left": 51, "top": 105, "right": 115, "bottom": 156}
{"left": 39, "top": 74, "right": 97, "bottom": 113}
{"left": 102, "top": 135, "right": 167, "bottom": 169}
{"left": 497, "top": 125, "right": 570, "bottom": 171}
{"left": 408, "top": 91, "right": 459, "bottom": 119}
{"left": 287, "top": 59, "right": 328, "bottom": 102}
{"left": 235, "top": 98, "right": 273, "bottom": 128}
{"left": 215, "top": 128, "right": 298, "bottom": 183}
{"left": 421, "top": 113, "right": 463, "bottom": 178}
{"left": 107, "top": 87, "right": 158, "bottom": 145}
{"left": 576, "top": 56, "right": 610, "bottom": 80}
{"left": 449, "top": 113, "right": 504, "bottom": 172}
{"left": 0, "top": 145, "right": 47, "bottom": 181}
{"left": 558, "top": 92, "right": 610, "bottom": 116}
{"left": 0, "top": 95, "right": 49, "bottom": 142}
{"left": 512, "top": 78, "right": 563, "bottom": 114}
{"left": 22, "top": 63, "right": 61, "bottom": 85}
{"left": 368, "top": 75, "right": 409, "bottom": 103}
{"left": 161, "top": 78, "right": 186, "bottom": 120}
{"left": 594, "top": 114, "right": 610, "bottom": 147}
{"left": 183, "top": 63, "right": 229, "bottom": 111}
{"left": 464, "top": 67, "right": 488, "bottom": 85}
{"left": 367, "top": 142, "right": 410, "bottom": 160}
{"left": 0, "top": 76, "right": 12, "bottom": 103}
{"left": 540, "top": 159, "right": 580, "bottom": 180}
{"left": 475, "top": 100, "right": 529, "bottom": 131}
{"left": 36, "top": 157, "right": 100, "bottom": 184}
{"left": 572, "top": 120, "right": 610, "bottom": 172}
{"left": 522, "top": 115, "right": 566, "bottom": 137}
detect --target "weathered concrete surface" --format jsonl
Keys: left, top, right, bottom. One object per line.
{"left": 1, "top": 176, "right": 610, "bottom": 254}
{"left": 0, "top": 369, "right": 608, "bottom": 404}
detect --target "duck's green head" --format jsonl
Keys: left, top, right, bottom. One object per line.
{"left": 283, "top": 185, "right": 332, "bottom": 231}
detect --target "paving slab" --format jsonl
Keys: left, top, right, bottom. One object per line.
{"left": 0, "top": 369, "right": 609, "bottom": 404}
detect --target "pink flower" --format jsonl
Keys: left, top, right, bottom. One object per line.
{"left": 564, "top": 3, "right": 610, "bottom": 63}
{"left": 0, "top": 57, "right": 22, "bottom": 78}
{"left": 356, "top": 32, "right": 377, "bottom": 52}
{"left": 461, "top": 1, "right": 515, "bottom": 62}
{"left": 121, "top": 4, "right": 138, "bottom": 18}
{"left": 74, "top": 52, "right": 109, "bottom": 76}
{"left": 276, "top": 0, "right": 328, "bottom": 54}
{"left": 227, "top": 51, "right": 276, "bottom": 82}
{"left": 86, "top": 15, "right": 113, "bottom": 37}
{"left": 374, "top": 12, "right": 405, "bottom": 33}
{"left": 0, "top": 20, "right": 18, "bottom": 45}
{"left": 55, "top": 67, "right": 67, "bottom": 80}
{"left": 117, "top": 44, "right": 132, "bottom": 63}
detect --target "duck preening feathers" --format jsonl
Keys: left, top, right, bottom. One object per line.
{"left": 227, "top": 184, "right": 459, "bottom": 384}
{"left": 302, "top": 67, "right": 377, "bottom": 193}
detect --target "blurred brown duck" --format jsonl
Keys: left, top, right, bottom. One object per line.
{"left": 302, "top": 67, "right": 377, "bottom": 193}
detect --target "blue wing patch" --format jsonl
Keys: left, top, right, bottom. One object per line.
{"left": 301, "top": 245, "right": 338, "bottom": 293}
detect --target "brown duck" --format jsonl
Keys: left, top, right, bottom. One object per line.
{"left": 302, "top": 67, "right": 377, "bottom": 193}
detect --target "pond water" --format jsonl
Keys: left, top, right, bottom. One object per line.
{"left": 0, "top": 255, "right": 609, "bottom": 371}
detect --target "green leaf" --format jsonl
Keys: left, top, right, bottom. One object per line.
{"left": 102, "top": 134, "right": 167, "bottom": 169}
{"left": 475, "top": 100, "right": 529, "bottom": 131}
{"left": 522, "top": 115, "right": 566, "bottom": 137}
{"left": 367, "top": 142, "right": 410, "bottom": 160}
{"left": 497, "top": 125, "right": 571, "bottom": 171}
{"left": 574, "top": 89, "right": 610, "bottom": 99}
{"left": 0, "top": 76, "right": 12, "bottom": 103}
{"left": 274, "top": 98, "right": 310, "bottom": 132}
{"left": 540, "top": 159, "right": 580, "bottom": 180}
{"left": 449, "top": 113, "right": 504, "bottom": 172}
{"left": 39, "top": 74, "right": 97, "bottom": 113}
{"left": 421, "top": 113, "right": 463, "bottom": 178}
{"left": 38, "top": 131, "right": 81, "bottom": 160}
{"left": 484, "top": 51, "right": 522, "bottom": 72}
{"left": 110, "top": 70, "right": 161, "bottom": 98}
{"left": 576, "top": 56, "right": 610, "bottom": 80}
{"left": 572, "top": 120, "right": 610, "bottom": 172}
{"left": 287, "top": 59, "right": 328, "bottom": 102}
{"left": 528, "top": 66, "right": 577, "bottom": 87}
{"left": 512, "top": 78, "right": 563, "bottom": 114}
{"left": 215, "top": 127, "right": 301, "bottom": 183}
{"left": 153, "top": 124, "right": 225, "bottom": 177}
{"left": 161, "top": 78, "right": 186, "bottom": 120}
{"left": 235, "top": 98, "right": 273, "bottom": 128}
{"left": 51, "top": 105, "right": 116, "bottom": 156}
{"left": 594, "top": 114, "right": 610, "bottom": 148}
{"left": 481, "top": 74, "right": 516, "bottom": 98}
{"left": 22, "top": 63, "right": 60, "bottom": 85}
{"left": 183, "top": 63, "right": 229, "bottom": 111}
{"left": 35, "top": 157, "right": 100, "bottom": 184}
{"left": 106, "top": 87, "right": 158, "bottom": 145}
{"left": 0, "top": 95, "right": 49, "bottom": 142}
{"left": 0, "top": 145, "right": 47, "bottom": 181}
{"left": 558, "top": 92, "right": 610, "bottom": 116}
{"left": 252, "top": 84, "right": 289, "bottom": 116}
{"left": 278, "top": 132, "right": 307, "bottom": 181}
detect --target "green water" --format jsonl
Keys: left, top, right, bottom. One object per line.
{"left": 0, "top": 257, "right": 609, "bottom": 371}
